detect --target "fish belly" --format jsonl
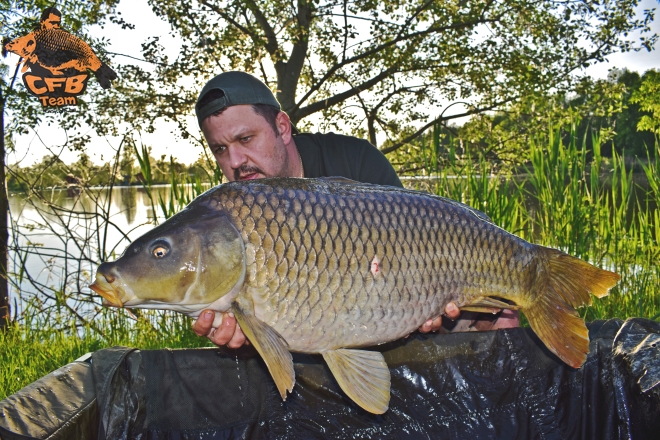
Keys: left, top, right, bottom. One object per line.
{"left": 214, "top": 179, "right": 537, "bottom": 353}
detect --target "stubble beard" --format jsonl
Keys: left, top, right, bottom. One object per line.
{"left": 232, "top": 137, "right": 294, "bottom": 180}
{"left": 233, "top": 164, "right": 265, "bottom": 181}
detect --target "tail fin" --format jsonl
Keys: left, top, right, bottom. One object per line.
{"left": 524, "top": 247, "right": 620, "bottom": 368}
{"left": 94, "top": 63, "right": 117, "bottom": 89}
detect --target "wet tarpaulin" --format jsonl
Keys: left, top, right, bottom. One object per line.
{"left": 1, "top": 318, "right": 659, "bottom": 440}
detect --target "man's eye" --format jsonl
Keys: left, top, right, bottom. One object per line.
{"left": 240, "top": 136, "right": 251, "bottom": 143}
{"left": 214, "top": 146, "right": 226, "bottom": 154}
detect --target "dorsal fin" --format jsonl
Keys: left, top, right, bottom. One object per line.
{"left": 318, "top": 176, "right": 360, "bottom": 185}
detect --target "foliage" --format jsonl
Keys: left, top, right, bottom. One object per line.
{"left": 436, "top": 69, "right": 659, "bottom": 167}
{"left": 630, "top": 69, "right": 660, "bottom": 136}
{"left": 8, "top": 153, "right": 113, "bottom": 191}
{"left": 95, "top": 0, "right": 655, "bottom": 152}
{"left": 605, "top": 69, "right": 656, "bottom": 156}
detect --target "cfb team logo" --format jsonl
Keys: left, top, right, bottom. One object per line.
{"left": 2, "top": 7, "right": 117, "bottom": 107}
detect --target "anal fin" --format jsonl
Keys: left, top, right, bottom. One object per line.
{"left": 322, "top": 349, "right": 391, "bottom": 414}
{"left": 461, "top": 297, "right": 520, "bottom": 313}
{"left": 232, "top": 299, "right": 295, "bottom": 400}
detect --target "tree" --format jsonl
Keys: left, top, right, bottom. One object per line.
{"left": 99, "top": 0, "right": 655, "bottom": 155}
{"left": 630, "top": 69, "right": 660, "bottom": 137}
{"left": 445, "top": 68, "right": 659, "bottom": 167}
{"left": 1, "top": 0, "right": 120, "bottom": 327}
{"left": 416, "top": 75, "right": 628, "bottom": 168}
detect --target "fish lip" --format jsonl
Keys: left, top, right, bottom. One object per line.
{"left": 90, "top": 279, "right": 124, "bottom": 308}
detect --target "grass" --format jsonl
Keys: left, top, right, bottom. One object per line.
{"left": 2, "top": 121, "right": 659, "bottom": 400}
{"left": 0, "top": 308, "right": 213, "bottom": 400}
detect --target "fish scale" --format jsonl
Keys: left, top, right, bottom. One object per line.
{"left": 216, "top": 179, "right": 510, "bottom": 351}
{"left": 91, "top": 177, "right": 620, "bottom": 414}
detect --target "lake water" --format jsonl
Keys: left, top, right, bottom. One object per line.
{"left": 8, "top": 185, "right": 210, "bottom": 320}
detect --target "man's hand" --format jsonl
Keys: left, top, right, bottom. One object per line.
{"left": 193, "top": 310, "right": 247, "bottom": 348}
{"left": 419, "top": 302, "right": 461, "bottom": 333}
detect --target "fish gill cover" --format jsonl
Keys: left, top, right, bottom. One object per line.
{"left": 2, "top": 7, "right": 117, "bottom": 107}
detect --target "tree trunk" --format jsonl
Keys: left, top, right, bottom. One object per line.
{"left": 0, "top": 88, "right": 9, "bottom": 328}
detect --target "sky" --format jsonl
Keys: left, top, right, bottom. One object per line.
{"left": 5, "top": 0, "right": 660, "bottom": 167}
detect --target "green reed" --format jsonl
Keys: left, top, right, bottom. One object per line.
{"left": 134, "top": 142, "right": 159, "bottom": 222}
{"left": 158, "top": 156, "right": 221, "bottom": 220}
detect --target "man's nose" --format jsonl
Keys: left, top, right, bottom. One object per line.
{"left": 228, "top": 146, "right": 248, "bottom": 169}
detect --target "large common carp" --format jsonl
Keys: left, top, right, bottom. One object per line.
{"left": 90, "top": 177, "right": 620, "bottom": 414}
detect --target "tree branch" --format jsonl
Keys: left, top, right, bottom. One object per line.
{"left": 380, "top": 99, "right": 515, "bottom": 154}
{"left": 278, "top": 0, "right": 313, "bottom": 110}
{"left": 245, "top": 0, "right": 280, "bottom": 56}
{"left": 293, "top": 66, "right": 397, "bottom": 121}
{"left": 198, "top": 0, "right": 260, "bottom": 46}
{"left": 291, "top": 16, "right": 500, "bottom": 115}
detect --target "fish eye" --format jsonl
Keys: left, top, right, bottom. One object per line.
{"left": 152, "top": 246, "right": 169, "bottom": 258}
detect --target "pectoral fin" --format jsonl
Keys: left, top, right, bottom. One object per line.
{"left": 232, "top": 299, "right": 295, "bottom": 400}
{"left": 460, "top": 297, "right": 520, "bottom": 313}
{"left": 322, "top": 349, "right": 391, "bottom": 414}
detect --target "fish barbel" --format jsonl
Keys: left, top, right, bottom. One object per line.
{"left": 90, "top": 177, "right": 620, "bottom": 414}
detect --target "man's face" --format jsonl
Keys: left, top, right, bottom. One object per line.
{"left": 201, "top": 105, "right": 294, "bottom": 181}
{"left": 43, "top": 13, "right": 61, "bottom": 29}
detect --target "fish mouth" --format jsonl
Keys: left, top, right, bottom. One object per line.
{"left": 89, "top": 273, "right": 124, "bottom": 308}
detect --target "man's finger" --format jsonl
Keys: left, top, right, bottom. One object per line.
{"left": 209, "top": 313, "right": 237, "bottom": 346}
{"left": 419, "top": 319, "right": 433, "bottom": 333}
{"left": 227, "top": 326, "right": 246, "bottom": 349}
{"left": 430, "top": 316, "right": 443, "bottom": 331}
{"left": 193, "top": 310, "right": 215, "bottom": 336}
{"left": 444, "top": 302, "right": 460, "bottom": 320}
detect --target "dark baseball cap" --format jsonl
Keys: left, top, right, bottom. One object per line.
{"left": 195, "top": 71, "right": 281, "bottom": 127}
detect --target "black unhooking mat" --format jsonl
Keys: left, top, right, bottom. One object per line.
{"left": 1, "top": 318, "right": 659, "bottom": 440}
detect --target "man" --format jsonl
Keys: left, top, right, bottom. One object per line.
{"left": 40, "top": 7, "right": 62, "bottom": 29}
{"left": 192, "top": 71, "right": 518, "bottom": 347}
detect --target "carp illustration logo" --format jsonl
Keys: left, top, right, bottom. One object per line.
{"left": 2, "top": 7, "right": 117, "bottom": 107}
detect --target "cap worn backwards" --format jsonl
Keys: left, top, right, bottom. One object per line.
{"left": 195, "top": 71, "right": 281, "bottom": 127}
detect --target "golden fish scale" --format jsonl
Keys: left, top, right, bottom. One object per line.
{"left": 206, "top": 179, "right": 537, "bottom": 353}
